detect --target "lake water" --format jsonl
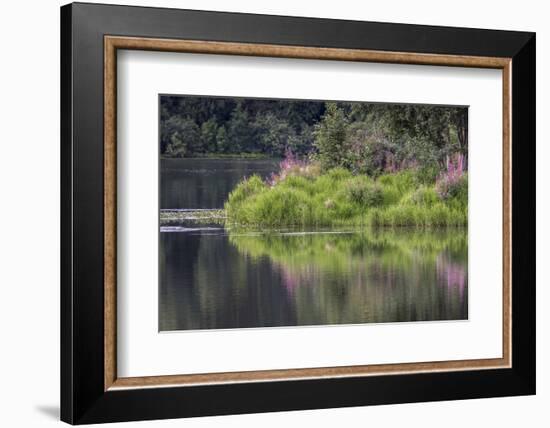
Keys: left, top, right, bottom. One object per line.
{"left": 159, "top": 158, "right": 468, "bottom": 331}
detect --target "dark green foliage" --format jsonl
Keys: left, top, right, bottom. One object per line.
{"left": 160, "top": 96, "right": 326, "bottom": 157}
{"left": 346, "top": 103, "right": 467, "bottom": 173}
{"left": 253, "top": 113, "right": 295, "bottom": 155}
{"left": 313, "top": 103, "right": 349, "bottom": 170}
{"left": 200, "top": 118, "right": 218, "bottom": 153}
{"left": 163, "top": 117, "right": 200, "bottom": 157}
{"left": 415, "top": 165, "right": 440, "bottom": 184}
{"left": 160, "top": 95, "right": 468, "bottom": 174}
{"left": 216, "top": 126, "right": 228, "bottom": 153}
{"left": 227, "top": 102, "right": 254, "bottom": 153}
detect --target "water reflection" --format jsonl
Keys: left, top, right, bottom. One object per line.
{"left": 159, "top": 226, "right": 467, "bottom": 331}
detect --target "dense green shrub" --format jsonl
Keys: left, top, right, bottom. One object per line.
{"left": 343, "top": 177, "right": 383, "bottom": 207}
{"left": 415, "top": 165, "right": 440, "bottom": 184}
{"left": 225, "top": 175, "right": 266, "bottom": 220}
{"left": 243, "top": 187, "right": 313, "bottom": 226}
{"left": 405, "top": 186, "right": 439, "bottom": 206}
{"left": 224, "top": 167, "right": 467, "bottom": 227}
{"left": 448, "top": 174, "right": 468, "bottom": 203}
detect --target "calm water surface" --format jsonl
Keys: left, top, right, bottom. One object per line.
{"left": 159, "top": 158, "right": 468, "bottom": 331}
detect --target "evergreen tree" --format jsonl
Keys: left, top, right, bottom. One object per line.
{"left": 200, "top": 118, "right": 218, "bottom": 153}
{"left": 227, "top": 102, "right": 254, "bottom": 153}
{"left": 216, "top": 126, "right": 228, "bottom": 153}
{"left": 314, "top": 103, "right": 349, "bottom": 170}
{"left": 164, "top": 118, "right": 200, "bottom": 157}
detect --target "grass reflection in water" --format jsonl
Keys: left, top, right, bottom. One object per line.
{"left": 223, "top": 227, "right": 468, "bottom": 327}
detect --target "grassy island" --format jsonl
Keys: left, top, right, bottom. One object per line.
{"left": 225, "top": 165, "right": 467, "bottom": 227}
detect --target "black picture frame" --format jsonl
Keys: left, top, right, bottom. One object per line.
{"left": 61, "top": 2, "right": 535, "bottom": 424}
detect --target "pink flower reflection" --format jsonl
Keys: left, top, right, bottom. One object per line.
{"left": 280, "top": 266, "right": 300, "bottom": 296}
{"left": 436, "top": 254, "right": 467, "bottom": 299}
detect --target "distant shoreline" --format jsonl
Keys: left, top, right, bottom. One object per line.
{"left": 161, "top": 153, "right": 279, "bottom": 160}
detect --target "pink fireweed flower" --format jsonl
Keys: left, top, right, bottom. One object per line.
{"left": 268, "top": 147, "right": 308, "bottom": 186}
{"left": 436, "top": 153, "right": 466, "bottom": 199}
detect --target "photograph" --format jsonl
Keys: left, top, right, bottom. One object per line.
{"left": 55, "top": 2, "right": 537, "bottom": 424}
{"left": 159, "top": 95, "right": 469, "bottom": 331}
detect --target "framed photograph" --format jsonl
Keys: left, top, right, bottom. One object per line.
{"left": 61, "top": 2, "right": 535, "bottom": 424}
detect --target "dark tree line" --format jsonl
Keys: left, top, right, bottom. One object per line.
{"left": 160, "top": 95, "right": 467, "bottom": 174}
{"left": 160, "top": 96, "right": 324, "bottom": 157}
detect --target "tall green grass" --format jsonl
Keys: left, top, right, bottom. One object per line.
{"left": 224, "top": 168, "right": 467, "bottom": 227}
